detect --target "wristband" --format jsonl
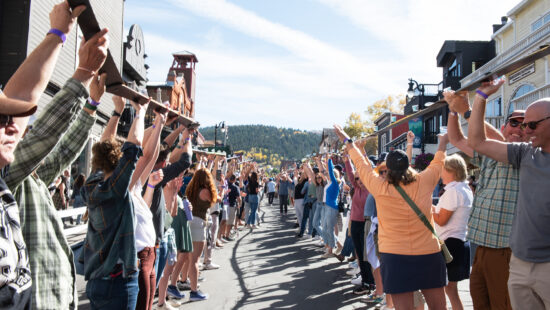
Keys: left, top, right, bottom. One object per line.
{"left": 147, "top": 183, "right": 155, "bottom": 189}
{"left": 77, "top": 67, "right": 95, "bottom": 76}
{"left": 112, "top": 111, "right": 122, "bottom": 118}
{"left": 84, "top": 102, "right": 97, "bottom": 111}
{"left": 450, "top": 111, "right": 458, "bottom": 116}
{"left": 47, "top": 28, "right": 66, "bottom": 44}
{"left": 407, "top": 143, "right": 413, "bottom": 146}
{"left": 88, "top": 98, "right": 100, "bottom": 106}
{"left": 152, "top": 124, "right": 156, "bottom": 129}
{"left": 476, "top": 89, "right": 489, "bottom": 99}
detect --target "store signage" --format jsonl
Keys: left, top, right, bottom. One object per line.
{"left": 509, "top": 63, "right": 535, "bottom": 85}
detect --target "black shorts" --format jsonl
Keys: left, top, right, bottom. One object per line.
{"left": 444, "top": 238, "right": 470, "bottom": 282}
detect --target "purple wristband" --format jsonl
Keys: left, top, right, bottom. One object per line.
{"left": 152, "top": 124, "right": 156, "bottom": 129}
{"left": 88, "top": 98, "right": 100, "bottom": 106}
{"left": 47, "top": 28, "right": 66, "bottom": 44}
{"left": 476, "top": 89, "right": 489, "bottom": 99}
{"left": 147, "top": 183, "right": 155, "bottom": 189}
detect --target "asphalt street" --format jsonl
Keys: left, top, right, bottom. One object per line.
{"left": 76, "top": 197, "right": 473, "bottom": 309}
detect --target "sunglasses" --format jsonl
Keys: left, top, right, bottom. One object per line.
{"left": 0, "top": 115, "right": 14, "bottom": 127}
{"left": 520, "top": 116, "right": 550, "bottom": 130}
{"left": 507, "top": 119, "right": 522, "bottom": 128}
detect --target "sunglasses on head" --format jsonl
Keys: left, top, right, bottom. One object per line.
{"left": 520, "top": 116, "right": 550, "bottom": 130}
{"left": 0, "top": 115, "right": 14, "bottom": 127}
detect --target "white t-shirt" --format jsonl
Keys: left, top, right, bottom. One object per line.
{"left": 131, "top": 182, "right": 156, "bottom": 252}
{"left": 434, "top": 181, "right": 473, "bottom": 241}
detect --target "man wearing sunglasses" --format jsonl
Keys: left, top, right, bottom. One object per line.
{"left": 444, "top": 88, "right": 527, "bottom": 310}
{"left": 0, "top": 2, "right": 88, "bottom": 308}
{"left": 469, "top": 79, "right": 550, "bottom": 310}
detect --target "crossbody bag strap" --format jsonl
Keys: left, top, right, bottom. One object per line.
{"left": 393, "top": 184, "right": 440, "bottom": 240}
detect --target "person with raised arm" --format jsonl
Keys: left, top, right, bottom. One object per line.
{"left": 334, "top": 124, "right": 448, "bottom": 310}
{"left": 444, "top": 85, "right": 528, "bottom": 310}
{"left": 467, "top": 79, "right": 550, "bottom": 310}
{"left": 81, "top": 97, "right": 149, "bottom": 309}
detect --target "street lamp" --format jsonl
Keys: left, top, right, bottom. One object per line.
{"left": 407, "top": 78, "right": 425, "bottom": 98}
{"left": 214, "top": 121, "right": 226, "bottom": 147}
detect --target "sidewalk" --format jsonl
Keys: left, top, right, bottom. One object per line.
{"left": 75, "top": 197, "right": 473, "bottom": 309}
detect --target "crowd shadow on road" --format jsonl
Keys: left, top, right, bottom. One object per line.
{"left": 231, "top": 200, "right": 375, "bottom": 310}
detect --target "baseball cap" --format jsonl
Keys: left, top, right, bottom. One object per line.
{"left": 386, "top": 150, "right": 409, "bottom": 171}
{"left": 506, "top": 110, "right": 525, "bottom": 122}
{"left": 0, "top": 91, "right": 37, "bottom": 117}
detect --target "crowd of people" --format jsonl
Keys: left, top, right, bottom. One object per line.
{"left": 1, "top": 2, "right": 549, "bottom": 310}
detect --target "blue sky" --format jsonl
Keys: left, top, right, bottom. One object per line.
{"left": 124, "top": 0, "right": 519, "bottom": 130}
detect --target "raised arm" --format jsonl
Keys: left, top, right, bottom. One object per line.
{"left": 163, "top": 120, "right": 185, "bottom": 148}
{"left": 4, "top": 2, "right": 86, "bottom": 132}
{"left": 101, "top": 95, "right": 125, "bottom": 142}
{"left": 468, "top": 81, "right": 510, "bottom": 163}
{"left": 406, "top": 131, "right": 414, "bottom": 162}
{"left": 130, "top": 109, "right": 166, "bottom": 189}
{"left": 143, "top": 169, "right": 164, "bottom": 207}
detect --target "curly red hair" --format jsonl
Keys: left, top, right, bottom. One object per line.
{"left": 185, "top": 168, "right": 218, "bottom": 207}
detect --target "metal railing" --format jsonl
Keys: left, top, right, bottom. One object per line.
{"left": 461, "top": 22, "right": 550, "bottom": 87}
{"left": 58, "top": 208, "right": 88, "bottom": 237}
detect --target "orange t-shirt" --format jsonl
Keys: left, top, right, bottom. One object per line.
{"left": 349, "top": 149, "right": 445, "bottom": 255}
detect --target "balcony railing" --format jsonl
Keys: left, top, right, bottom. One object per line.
{"left": 509, "top": 83, "right": 550, "bottom": 110}
{"left": 461, "top": 22, "right": 550, "bottom": 87}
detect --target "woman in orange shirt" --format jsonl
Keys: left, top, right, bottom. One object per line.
{"left": 333, "top": 124, "right": 448, "bottom": 310}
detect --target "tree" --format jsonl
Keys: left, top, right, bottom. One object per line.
{"left": 365, "top": 94, "right": 407, "bottom": 124}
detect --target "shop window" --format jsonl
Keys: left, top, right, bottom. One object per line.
{"left": 486, "top": 97, "right": 502, "bottom": 117}
{"left": 508, "top": 84, "right": 535, "bottom": 115}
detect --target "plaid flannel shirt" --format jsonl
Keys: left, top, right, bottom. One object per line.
{"left": 81, "top": 142, "right": 142, "bottom": 280}
{"left": 467, "top": 151, "right": 519, "bottom": 248}
{"left": 5, "top": 78, "right": 91, "bottom": 310}
{"left": 0, "top": 178, "right": 32, "bottom": 309}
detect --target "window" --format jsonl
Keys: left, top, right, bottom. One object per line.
{"left": 448, "top": 59, "right": 461, "bottom": 77}
{"left": 532, "top": 11, "right": 550, "bottom": 32}
{"left": 381, "top": 134, "right": 387, "bottom": 152}
{"left": 486, "top": 97, "right": 502, "bottom": 117}
{"left": 508, "top": 84, "right": 535, "bottom": 115}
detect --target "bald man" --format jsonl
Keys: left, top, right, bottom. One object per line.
{"left": 468, "top": 79, "right": 550, "bottom": 310}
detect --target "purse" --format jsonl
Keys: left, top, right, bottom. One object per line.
{"left": 393, "top": 185, "right": 453, "bottom": 264}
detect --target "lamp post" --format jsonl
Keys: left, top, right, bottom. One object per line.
{"left": 214, "top": 121, "right": 226, "bottom": 147}
{"left": 407, "top": 78, "right": 427, "bottom": 111}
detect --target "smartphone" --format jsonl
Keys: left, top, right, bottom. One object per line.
{"left": 216, "top": 169, "right": 222, "bottom": 182}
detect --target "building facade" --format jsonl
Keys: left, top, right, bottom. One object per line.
{"left": 461, "top": 0, "right": 550, "bottom": 128}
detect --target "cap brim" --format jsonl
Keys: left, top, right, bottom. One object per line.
{"left": 0, "top": 97, "right": 37, "bottom": 117}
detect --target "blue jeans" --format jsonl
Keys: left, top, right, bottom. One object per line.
{"left": 312, "top": 202, "right": 324, "bottom": 239}
{"left": 322, "top": 207, "right": 338, "bottom": 248}
{"left": 340, "top": 229, "right": 354, "bottom": 257}
{"left": 154, "top": 240, "right": 168, "bottom": 287}
{"left": 247, "top": 195, "right": 259, "bottom": 225}
{"left": 86, "top": 275, "right": 139, "bottom": 310}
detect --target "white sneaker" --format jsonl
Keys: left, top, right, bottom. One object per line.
{"left": 351, "top": 275, "right": 362, "bottom": 285}
{"left": 348, "top": 261, "right": 358, "bottom": 269}
{"left": 156, "top": 301, "right": 177, "bottom": 310}
{"left": 315, "top": 240, "right": 325, "bottom": 247}
{"left": 346, "top": 267, "right": 360, "bottom": 276}
{"left": 313, "top": 235, "right": 321, "bottom": 241}
{"left": 203, "top": 262, "right": 220, "bottom": 270}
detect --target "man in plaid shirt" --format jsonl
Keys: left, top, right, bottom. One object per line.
{"left": 445, "top": 90, "right": 526, "bottom": 310}
{"left": 3, "top": 6, "right": 108, "bottom": 310}
{"left": 0, "top": 2, "right": 89, "bottom": 308}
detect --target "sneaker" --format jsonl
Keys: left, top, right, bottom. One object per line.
{"left": 321, "top": 252, "right": 334, "bottom": 258}
{"left": 155, "top": 302, "right": 177, "bottom": 310}
{"left": 198, "top": 274, "right": 206, "bottom": 282}
{"left": 225, "top": 236, "right": 235, "bottom": 241}
{"left": 346, "top": 267, "right": 360, "bottom": 276}
{"left": 348, "top": 261, "right": 358, "bottom": 269}
{"left": 362, "top": 293, "right": 384, "bottom": 303}
{"left": 166, "top": 285, "right": 185, "bottom": 299}
{"left": 350, "top": 275, "right": 362, "bottom": 285}
{"left": 203, "top": 262, "right": 220, "bottom": 270}
{"left": 313, "top": 235, "right": 321, "bottom": 241}
{"left": 315, "top": 240, "right": 325, "bottom": 247}
{"left": 189, "top": 290, "right": 209, "bottom": 301}
{"left": 353, "top": 285, "right": 371, "bottom": 295}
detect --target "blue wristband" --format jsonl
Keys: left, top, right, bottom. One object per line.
{"left": 88, "top": 98, "right": 100, "bottom": 106}
{"left": 476, "top": 89, "right": 489, "bottom": 99}
{"left": 47, "top": 28, "right": 66, "bottom": 44}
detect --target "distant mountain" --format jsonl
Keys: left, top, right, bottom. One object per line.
{"left": 200, "top": 124, "right": 321, "bottom": 167}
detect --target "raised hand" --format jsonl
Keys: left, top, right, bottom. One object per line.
{"left": 443, "top": 90, "right": 469, "bottom": 115}
{"left": 148, "top": 169, "right": 164, "bottom": 187}
{"left": 50, "top": 1, "right": 86, "bottom": 35}
{"left": 89, "top": 72, "right": 107, "bottom": 102}
{"left": 407, "top": 131, "right": 415, "bottom": 145}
